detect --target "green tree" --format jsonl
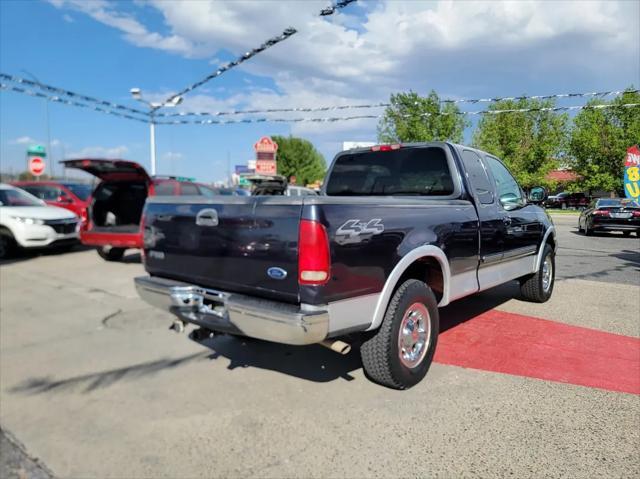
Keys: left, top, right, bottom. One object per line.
{"left": 271, "top": 135, "right": 326, "bottom": 186}
{"left": 568, "top": 88, "right": 640, "bottom": 195}
{"left": 472, "top": 98, "right": 569, "bottom": 189}
{"left": 18, "top": 171, "right": 51, "bottom": 181}
{"left": 377, "top": 91, "right": 468, "bottom": 144}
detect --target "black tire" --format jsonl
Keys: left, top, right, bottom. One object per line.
{"left": 0, "top": 229, "right": 16, "bottom": 259}
{"left": 360, "top": 279, "right": 439, "bottom": 390}
{"left": 622, "top": 231, "right": 631, "bottom": 237}
{"left": 96, "top": 246, "right": 126, "bottom": 261}
{"left": 520, "top": 244, "right": 555, "bottom": 303}
{"left": 584, "top": 222, "right": 593, "bottom": 236}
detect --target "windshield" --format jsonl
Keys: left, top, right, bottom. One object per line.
{"left": 0, "top": 188, "right": 44, "bottom": 207}
{"left": 63, "top": 183, "right": 93, "bottom": 201}
{"left": 325, "top": 147, "right": 454, "bottom": 196}
{"left": 596, "top": 199, "right": 640, "bottom": 208}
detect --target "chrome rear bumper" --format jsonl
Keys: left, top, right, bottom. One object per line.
{"left": 135, "top": 276, "right": 329, "bottom": 345}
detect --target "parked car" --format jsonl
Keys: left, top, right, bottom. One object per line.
{"left": 11, "top": 180, "right": 92, "bottom": 217}
{"left": 545, "top": 191, "right": 589, "bottom": 209}
{"left": 61, "top": 159, "right": 212, "bottom": 261}
{"left": 0, "top": 183, "right": 79, "bottom": 259}
{"left": 135, "top": 142, "right": 556, "bottom": 389}
{"left": 286, "top": 185, "right": 319, "bottom": 196}
{"left": 579, "top": 198, "right": 640, "bottom": 236}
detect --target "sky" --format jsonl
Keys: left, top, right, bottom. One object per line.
{"left": 1, "top": 0, "right": 639, "bottom": 183}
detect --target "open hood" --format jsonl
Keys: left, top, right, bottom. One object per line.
{"left": 61, "top": 159, "right": 150, "bottom": 182}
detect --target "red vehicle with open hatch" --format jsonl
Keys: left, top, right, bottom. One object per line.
{"left": 61, "top": 159, "right": 207, "bottom": 261}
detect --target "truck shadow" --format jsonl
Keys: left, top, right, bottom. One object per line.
{"left": 195, "top": 281, "right": 520, "bottom": 383}
{"left": 9, "top": 282, "right": 521, "bottom": 394}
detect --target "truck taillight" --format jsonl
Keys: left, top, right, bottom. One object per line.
{"left": 298, "top": 219, "right": 330, "bottom": 285}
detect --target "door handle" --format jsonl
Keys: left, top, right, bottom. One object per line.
{"left": 195, "top": 208, "right": 219, "bottom": 227}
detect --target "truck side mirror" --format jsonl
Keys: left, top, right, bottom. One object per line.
{"left": 528, "top": 186, "right": 547, "bottom": 204}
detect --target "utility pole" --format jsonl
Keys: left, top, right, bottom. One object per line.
{"left": 130, "top": 88, "right": 182, "bottom": 176}
{"left": 21, "top": 70, "right": 53, "bottom": 178}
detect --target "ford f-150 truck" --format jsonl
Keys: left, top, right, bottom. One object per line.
{"left": 135, "top": 142, "right": 556, "bottom": 389}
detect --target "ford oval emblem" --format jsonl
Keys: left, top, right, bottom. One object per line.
{"left": 267, "top": 267, "right": 288, "bottom": 280}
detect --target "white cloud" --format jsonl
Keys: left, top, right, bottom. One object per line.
{"left": 62, "top": 13, "right": 74, "bottom": 23}
{"left": 11, "top": 136, "right": 38, "bottom": 145}
{"left": 68, "top": 145, "right": 129, "bottom": 158}
{"left": 50, "top": 0, "right": 639, "bottom": 147}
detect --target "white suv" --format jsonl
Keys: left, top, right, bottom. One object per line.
{"left": 0, "top": 183, "right": 79, "bottom": 258}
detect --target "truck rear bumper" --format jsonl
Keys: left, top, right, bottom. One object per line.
{"left": 135, "top": 275, "right": 329, "bottom": 345}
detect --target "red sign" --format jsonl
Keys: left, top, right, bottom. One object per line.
{"left": 29, "top": 157, "right": 45, "bottom": 176}
{"left": 254, "top": 136, "right": 278, "bottom": 154}
{"left": 256, "top": 160, "right": 277, "bottom": 175}
{"left": 253, "top": 136, "right": 278, "bottom": 175}
{"left": 624, "top": 145, "right": 640, "bottom": 167}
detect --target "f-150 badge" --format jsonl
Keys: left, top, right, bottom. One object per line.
{"left": 335, "top": 219, "right": 385, "bottom": 245}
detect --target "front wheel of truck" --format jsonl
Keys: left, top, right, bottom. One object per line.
{"left": 519, "top": 244, "right": 555, "bottom": 303}
{"left": 360, "top": 279, "right": 439, "bottom": 390}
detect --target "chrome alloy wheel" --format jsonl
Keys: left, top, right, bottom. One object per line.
{"left": 542, "top": 255, "right": 553, "bottom": 293}
{"left": 397, "top": 302, "right": 431, "bottom": 368}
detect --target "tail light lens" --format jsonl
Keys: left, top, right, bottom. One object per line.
{"left": 632, "top": 210, "right": 640, "bottom": 217}
{"left": 593, "top": 209, "right": 610, "bottom": 217}
{"left": 298, "top": 219, "right": 330, "bottom": 285}
{"left": 80, "top": 207, "right": 88, "bottom": 226}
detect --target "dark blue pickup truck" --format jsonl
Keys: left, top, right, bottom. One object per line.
{"left": 135, "top": 142, "right": 556, "bottom": 389}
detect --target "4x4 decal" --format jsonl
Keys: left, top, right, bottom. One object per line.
{"left": 335, "top": 219, "right": 385, "bottom": 245}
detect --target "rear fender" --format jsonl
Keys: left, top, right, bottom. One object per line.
{"left": 366, "top": 245, "right": 451, "bottom": 331}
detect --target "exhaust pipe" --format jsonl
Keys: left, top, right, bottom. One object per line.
{"left": 169, "top": 319, "right": 185, "bottom": 333}
{"left": 320, "top": 339, "right": 351, "bottom": 355}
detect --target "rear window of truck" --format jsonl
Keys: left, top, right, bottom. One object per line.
{"left": 325, "top": 147, "right": 454, "bottom": 196}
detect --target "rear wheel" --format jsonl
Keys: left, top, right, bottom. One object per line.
{"left": 622, "top": 231, "right": 631, "bottom": 237}
{"left": 96, "top": 246, "right": 125, "bottom": 261}
{"left": 0, "top": 229, "right": 16, "bottom": 259}
{"left": 584, "top": 221, "right": 593, "bottom": 236}
{"left": 360, "top": 279, "right": 439, "bottom": 390}
{"left": 520, "top": 244, "right": 555, "bottom": 303}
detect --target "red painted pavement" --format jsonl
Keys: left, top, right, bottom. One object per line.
{"left": 434, "top": 310, "right": 640, "bottom": 395}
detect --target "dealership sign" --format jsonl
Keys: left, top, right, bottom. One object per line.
{"left": 254, "top": 136, "right": 278, "bottom": 175}
{"left": 623, "top": 145, "right": 640, "bottom": 200}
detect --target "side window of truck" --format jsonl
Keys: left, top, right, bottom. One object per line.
{"left": 154, "top": 181, "right": 177, "bottom": 196}
{"left": 484, "top": 156, "right": 524, "bottom": 209}
{"left": 179, "top": 183, "right": 200, "bottom": 196}
{"left": 461, "top": 150, "right": 494, "bottom": 204}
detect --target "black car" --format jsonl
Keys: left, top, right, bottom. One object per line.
{"left": 579, "top": 198, "right": 640, "bottom": 236}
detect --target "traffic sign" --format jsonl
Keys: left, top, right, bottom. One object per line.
{"left": 29, "top": 157, "right": 46, "bottom": 176}
{"left": 27, "top": 145, "right": 47, "bottom": 157}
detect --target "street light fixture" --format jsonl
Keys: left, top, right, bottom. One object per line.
{"left": 130, "top": 88, "right": 182, "bottom": 176}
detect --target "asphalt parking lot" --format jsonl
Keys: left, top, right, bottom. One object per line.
{"left": 1, "top": 214, "right": 638, "bottom": 478}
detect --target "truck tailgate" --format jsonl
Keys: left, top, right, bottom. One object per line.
{"left": 142, "top": 196, "right": 303, "bottom": 302}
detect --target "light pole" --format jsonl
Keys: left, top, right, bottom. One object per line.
{"left": 21, "top": 70, "right": 53, "bottom": 178}
{"left": 130, "top": 88, "right": 182, "bottom": 176}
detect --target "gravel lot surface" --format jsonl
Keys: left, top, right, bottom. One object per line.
{"left": 0, "top": 219, "right": 638, "bottom": 478}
